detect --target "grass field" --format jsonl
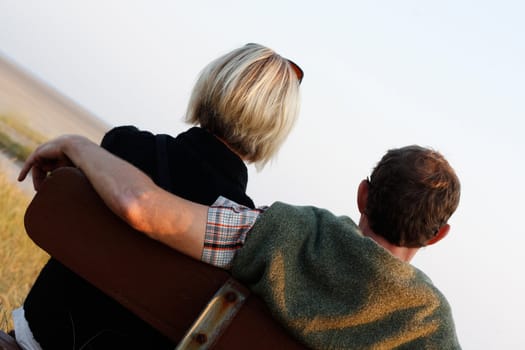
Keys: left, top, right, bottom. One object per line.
{"left": 0, "top": 115, "right": 47, "bottom": 145}
{"left": 0, "top": 168, "right": 48, "bottom": 332}
{"left": 0, "top": 115, "right": 48, "bottom": 163}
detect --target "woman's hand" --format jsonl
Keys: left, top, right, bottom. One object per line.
{"left": 18, "top": 135, "right": 76, "bottom": 191}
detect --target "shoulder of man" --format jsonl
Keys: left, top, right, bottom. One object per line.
{"left": 232, "top": 202, "right": 462, "bottom": 349}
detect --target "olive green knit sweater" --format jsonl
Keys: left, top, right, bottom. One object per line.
{"left": 231, "top": 202, "right": 461, "bottom": 350}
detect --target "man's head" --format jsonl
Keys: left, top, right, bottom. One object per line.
{"left": 185, "top": 43, "right": 302, "bottom": 168}
{"left": 361, "top": 145, "right": 460, "bottom": 248}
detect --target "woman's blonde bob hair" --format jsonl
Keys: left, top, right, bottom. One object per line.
{"left": 185, "top": 43, "right": 301, "bottom": 168}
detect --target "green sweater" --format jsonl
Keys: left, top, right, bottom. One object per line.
{"left": 231, "top": 202, "right": 461, "bottom": 350}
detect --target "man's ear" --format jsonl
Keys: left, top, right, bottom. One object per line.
{"left": 357, "top": 179, "right": 369, "bottom": 214}
{"left": 426, "top": 224, "right": 450, "bottom": 246}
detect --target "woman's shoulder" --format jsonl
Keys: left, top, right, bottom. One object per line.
{"left": 101, "top": 125, "right": 154, "bottom": 147}
{"left": 100, "top": 125, "right": 162, "bottom": 165}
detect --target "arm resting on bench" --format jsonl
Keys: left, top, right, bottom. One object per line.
{"left": 24, "top": 167, "right": 306, "bottom": 349}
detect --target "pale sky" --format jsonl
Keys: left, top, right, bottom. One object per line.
{"left": 2, "top": 1, "right": 525, "bottom": 348}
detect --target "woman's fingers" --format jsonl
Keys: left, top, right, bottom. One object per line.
{"left": 17, "top": 137, "right": 74, "bottom": 190}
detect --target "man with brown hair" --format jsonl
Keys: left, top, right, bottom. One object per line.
{"left": 19, "top": 136, "right": 462, "bottom": 349}
{"left": 359, "top": 145, "right": 460, "bottom": 257}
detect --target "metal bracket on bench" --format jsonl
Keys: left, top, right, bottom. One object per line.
{"left": 175, "top": 278, "right": 250, "bottom": 350}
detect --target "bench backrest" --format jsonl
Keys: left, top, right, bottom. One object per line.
{"left": 24, "top": 167, "right": 305, "bottom": 349}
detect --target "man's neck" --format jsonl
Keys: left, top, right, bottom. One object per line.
{"left": 359, "top": 226, "right": 419, "bottom": 263}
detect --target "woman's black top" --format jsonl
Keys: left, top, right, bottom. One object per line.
{"left": 23, "top": 126, "right": 254, "bottom": 349}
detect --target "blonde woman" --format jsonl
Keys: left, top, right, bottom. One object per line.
{"left": 16, "top": 43, "right": 303, "bottom": 350}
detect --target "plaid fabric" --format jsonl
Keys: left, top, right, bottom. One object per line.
{"left": 202, "top": 196, "right": 267, "bottom": 269}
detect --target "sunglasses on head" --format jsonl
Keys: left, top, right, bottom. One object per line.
{"left": 287, "top": 59, "right": 304, "bottom": 84}
{"left": 244, "top": 43, "right": 303, "bottom": 84}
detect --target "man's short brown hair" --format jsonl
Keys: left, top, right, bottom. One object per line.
{"left": 366, "top": 145, "right": 461, "bottom": 247}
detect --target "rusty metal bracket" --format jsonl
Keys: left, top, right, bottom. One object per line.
{"left": 175, "top": 278, "right": 250, "bottom": 350}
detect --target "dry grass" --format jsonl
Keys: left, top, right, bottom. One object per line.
{"left": 0, "top": 115, "right": 48, "bottom": 163}
{"left": 0, "top": 115, "right": 47, "bottom": 145}
{"left": 0, "top": 129, "right": 33, "bottom": 162}
{"left": 0, "top": 169, "right": 48, "bottom": 331}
